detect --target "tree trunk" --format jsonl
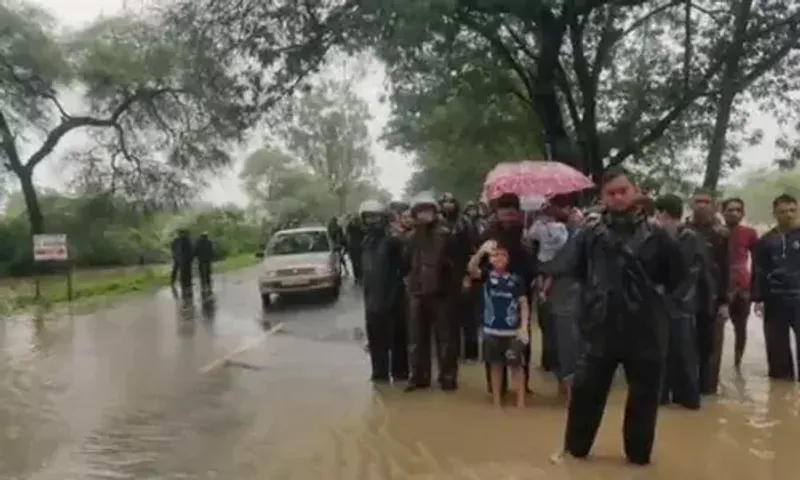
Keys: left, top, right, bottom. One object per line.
{"left": 533, "top": 32, "right": 583, "bottom": 173}
{"left": 17, "top": 167, "right": 45, "bottom": 234}
{"left": 701, "top": 82, "right": 737, "bottom": 193}
{"left": 702, "top": 0, "right": 754, "bottom": 193}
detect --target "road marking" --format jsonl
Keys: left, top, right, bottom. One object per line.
{"left": 198, "top": 322, "right": 284, "bottom": 373}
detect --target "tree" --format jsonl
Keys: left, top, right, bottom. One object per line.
{"left": 353, "top": 0, "right": 800, "bottom": 185}
{"left": 240, "top": 146, "right": 337, "bottom": 225}
{"left": 240, "top": 145, "right": 387, "bottom": 227}
{"left": 691, "top": 1, "right": 800, "bottom": 191}
{"left": 278, "top": 80, "right": 375, "bottom": 213}
{"left": 0, "top": 4, "right": 234, "bottom": 233}
{"left": 1, "top": 0, "right": 351, "bottom": 234}
{"left": 382, "top": 38, "right": 544, "bottom": 197}
{"left": 723, "top": 168, "right": 800, "bottom": 225}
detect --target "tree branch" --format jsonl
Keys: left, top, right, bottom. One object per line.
{"left": 736, "top": 36, "right": 800, "bottom": 90}
{"left": 555, "top": 61, "right": 581, "bottom": 133}
{"left": 613, "top": 0, "right": 683, "bottom": 39}
{"left": 24, "top": 88, "right": 176, "bottom": 170}
{"left": 456, "top": 12, "right": 536, "bottom": 103}
{"left": 608, "top": 54, "right": 728, "bottom": 166}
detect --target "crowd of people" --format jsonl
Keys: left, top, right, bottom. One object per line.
{"left": 344, "top": 167, "right": 800, "bottom": 466}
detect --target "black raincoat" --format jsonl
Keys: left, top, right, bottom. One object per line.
{"left": 564, "top": 213, "right": 685, "bottom": 465}
{"left": 361, "top": 225, "right": 408, "bottom": 381}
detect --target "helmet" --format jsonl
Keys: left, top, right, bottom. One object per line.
{"left": 358, "top": 199, "right": 386, "bottom": 215}
{"left": 410, "top": 191, "right": 438, "bottom": 213}
{"left": 388, "top": 199, "right": 410, "bottom": 212}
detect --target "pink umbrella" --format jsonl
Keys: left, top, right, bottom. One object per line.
{"left": 482, "top": 161, "right": 594, "bottom": 205}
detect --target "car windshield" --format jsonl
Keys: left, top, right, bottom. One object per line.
{"left": 266, "top": 231, "right": 330, "bottom": 256}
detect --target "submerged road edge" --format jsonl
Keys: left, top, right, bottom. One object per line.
{"left": 198, "top": 322, "right": 285, "bottom": 373}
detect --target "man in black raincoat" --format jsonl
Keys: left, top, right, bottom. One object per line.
{"left": 561, "top": 168, "right": 685, "bottom": 466}
{"left": 195, "top": 232, "right": 214, "bottom": 294}
{"left": 359, "top": 200, "right": 408, "bottom": 382}
{"left": 175, "top": 229, "right": 194, "bottom": 298}
{"left": 654, "top": 194, "right": 705, "bottom": 410}
{"left": 405, "top": 192, "right": 459, "bottom": 391}
{"left": 752, "top": 194, "right": 800, "bottom": 380}
{"left": 686, "top": 189, "right": 730, "bottom": 395}
{"left": 169, "top": 231, "right": 182, "bottom": 285}
{"left": 346, "top": 215, "right": 365, "bottom": 283}
{"left": 440, "top": 193, "right": 479, "bottom": 361}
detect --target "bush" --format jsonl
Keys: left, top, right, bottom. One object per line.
{"left": 0, "top": 192, "right": 265, "bottom": 276}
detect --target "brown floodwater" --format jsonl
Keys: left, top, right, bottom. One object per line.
{"left": 1, "top": 275, "right": 798, "bottom": 479}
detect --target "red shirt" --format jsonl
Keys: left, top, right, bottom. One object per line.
{"left": 728, "top": 225, "right": 759, "bottom": 292}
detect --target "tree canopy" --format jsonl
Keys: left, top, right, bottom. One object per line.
{"left": 1, "top": 0, "right": 353, "bottom": 234}
{"left": 239, "top": 79, "right": 388, "bottom": 225}
{"left": 348, "top": 0, "right": 800, "bottom": 194}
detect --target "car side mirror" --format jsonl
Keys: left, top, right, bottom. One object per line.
{"left": 255, "top": 251, "right": 264, "bottom": 259}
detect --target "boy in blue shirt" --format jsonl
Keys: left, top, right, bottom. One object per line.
{"left": 468, "top": 239, "right": 531, "bottom": 408}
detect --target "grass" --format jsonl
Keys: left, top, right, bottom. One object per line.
{"left": 0, "top": 254, "right": 259, "bottom": 314}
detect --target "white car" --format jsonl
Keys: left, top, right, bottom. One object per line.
{"left": 256, "top": 226, "right": 342, "bottom": 308}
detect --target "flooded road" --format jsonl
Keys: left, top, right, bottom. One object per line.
{"left": 1, "top": 268, "right": 799, "bottom": 479}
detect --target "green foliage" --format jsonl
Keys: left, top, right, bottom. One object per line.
{"left": 240, "top": 146, "right": 389, "bottom": 227}
{"left": 3, "top": 0, "right": 348, "bottom": 236}
{"left": 0, "top": 190, "right": 263, "bottom": 276}
{"left": 724, "top": 169, "right": 800, "bottom": 225}
{"left": 279, "top": 79, "right": 376, "bottom": 212}
{"left": 345, "top": 0, "right": 800, "bottom": 193}
{"left": 0, "top": 253, "right": 257, "bottom": 313}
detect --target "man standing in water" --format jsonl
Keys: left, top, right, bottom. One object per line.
{"left": 752, "top": 194, "right": 800, "bottom": 380}
{"left": 536, "top": 194, "right": 583, "bottom": 403}
{"left": 686, "top": 189, "right": 730, "bottom": 395}
{"left": 346, "top": 215, "right": 365, "bottom": 283}
{"left": 439, "top": 193, "right": 478, "bottom": 362}
{"left": 654, "top": 194, "right": 704, "bottom": 410}
{"left": 195, "top": 232, "right": 214, "bottom": 295}
{"left": 560, "top": 168, "right": 684, "bottom": 466}
{"left": 359, "top": 200, "right": 409, "bottom": 383}
{"left": 405, "top": 192, "right": 459, "bottom": 391}
{"left": 175, "top": 229, "right": 194, "bottom": 298}
{"left": 721, "top": 198, "right": 759, "bottom": 372}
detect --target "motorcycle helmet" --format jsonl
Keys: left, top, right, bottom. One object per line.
{"left": 358, "top": 199, "right": 386, "bottom": 216}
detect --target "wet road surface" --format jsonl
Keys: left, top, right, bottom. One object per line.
{"left": 1, "top": 268, "right": 799, "bottom": 479}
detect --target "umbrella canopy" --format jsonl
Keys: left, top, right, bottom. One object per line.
{"left": 482, "top": 161, "right": 594, "bottom": 206}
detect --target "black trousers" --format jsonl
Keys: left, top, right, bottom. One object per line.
{"left": 696, "top": 310, "right": 723, "bottom": 394}
{"left": 460, "top": 287, "right": 480, "bottom": 360}
{"left": 408, "top": 295, "right": 458, "bottom": 386}
{"left": 763, "top": 300, "right": 800, "bottom": 380}
{"left": 198, "top": 261, "right": 212, "bottom": 291}
{"left": 565, "top": 353, "right": 664, "bottom": 465}
{"left": 365, "top": 302, "right": 409, "bottom": 380}
{"left": 539, "top": 300, "right": 559, "bottom": 372}
{"left": 350, "top": 249, "right": 363, "bottom": 281}
{"left": 178, "top": 262, "right": 193, "bottom": 297}
{"left": 170, "top": 260, "right": 179, "bottom": 284}
{"left": 662, "top": 315, "right": 700, "bottom": 408}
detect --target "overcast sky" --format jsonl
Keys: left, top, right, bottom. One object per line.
{"left": 24, "top": 0, "right": 785, "bottom": 205}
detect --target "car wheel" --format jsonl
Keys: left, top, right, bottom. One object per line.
{"left": 261, "top": 293, "right": 272, "bottom": 310}
{"left": 326, "top": 285, "right": 341, "bottom": 303}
